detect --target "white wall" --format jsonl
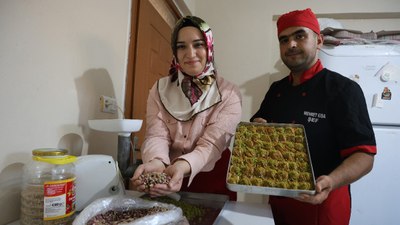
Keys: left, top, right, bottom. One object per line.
{"left": 192, "top": 0, "right": 400, "bottom": 202}
{"left": 194, "top": 0, "right": 400, "bottom": 122}
{"left": 0, "top": 0, "right": 399, "bottom": 222}
{"left": 0, "top": 0, "right": 132, "bottom": 223}
{"left": 183, "top": 0, "right": 195, "bottom": 14}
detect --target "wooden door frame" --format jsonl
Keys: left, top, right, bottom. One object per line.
{"left": 124, "top": 0, "right": 140, "bottom": 119}
{"left": 124, "top": 0, "right": 185, "bottom": 120}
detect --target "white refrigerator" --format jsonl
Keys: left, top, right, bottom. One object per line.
{"left": 319, "top": 44, "right": 400, "bottom": 225}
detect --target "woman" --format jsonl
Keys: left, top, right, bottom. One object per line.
{"left": 130, "top": 16, "right": 242, "bottom": 200}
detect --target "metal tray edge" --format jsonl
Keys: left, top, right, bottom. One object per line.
{"left": 226, "top": 122, "right": 317, "bottom": 197}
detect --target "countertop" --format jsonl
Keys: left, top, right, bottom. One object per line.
{"left": 214, "top": 201, "right": 275, "bottom": 225}
{"left": 8, "top": 200, "right": 275, "bottom": 225}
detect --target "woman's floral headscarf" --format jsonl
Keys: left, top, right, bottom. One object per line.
{"left": 157, "top": 16, "right": 222, "bottom": 121}
{"left": 169, "top": 16, "right": 215, "bottom": 80}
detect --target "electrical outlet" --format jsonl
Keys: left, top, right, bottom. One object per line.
{"left": 100, "top": 95, "right": 118, "bottom": 114}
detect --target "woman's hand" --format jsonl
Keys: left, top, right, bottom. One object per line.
{"left": 146, "top": 159, "right": 191, "bottom": 197}
{"left": 129, "top": 159, "right": 166, "bottom": 192}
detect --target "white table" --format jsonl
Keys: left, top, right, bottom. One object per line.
{"left": 9, "top": 200, "right": 276, "bottom": 225}
{"left": 214, "top": 201, "right": 275, "bottom": 225}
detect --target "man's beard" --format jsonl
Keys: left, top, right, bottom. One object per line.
{"left": 282, "top": 50, "right": 315, "bottom": 73}
{"left": 283, "top": 56, "right": 308, "bottom": 72}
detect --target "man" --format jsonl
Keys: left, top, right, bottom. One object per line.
{"left": 251, "top": 8, "right": 377, "bottom": 225}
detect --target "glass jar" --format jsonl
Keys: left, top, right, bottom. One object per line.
{"left": 20, "top": 148, "right": 77, "bottom": 225}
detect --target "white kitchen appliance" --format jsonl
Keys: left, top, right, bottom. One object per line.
{"left": 319, "top": 44, "right": 400, "bottom": 225}
{"left": 74, "top": 154, "right": 124, "bottom": 211}
{"left": 73, "top": 119, "right": 143, "bottom": 212}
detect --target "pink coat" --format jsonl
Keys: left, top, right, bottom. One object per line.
{"left": 141, "top": 75, "right": 242, "bottom": 185}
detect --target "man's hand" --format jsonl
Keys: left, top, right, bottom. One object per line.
{"left": 295, "top": 152, "right": 374, "bottom": 204}
{"left": 252, "top": 117, "right": 267, "bottom": 123}
{"left": 295, "top": 175, "right": 333, "bottom": 204}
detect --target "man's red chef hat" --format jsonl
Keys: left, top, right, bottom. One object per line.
{"left": 277, "top": 8, "right": 320, "bottom": 36}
